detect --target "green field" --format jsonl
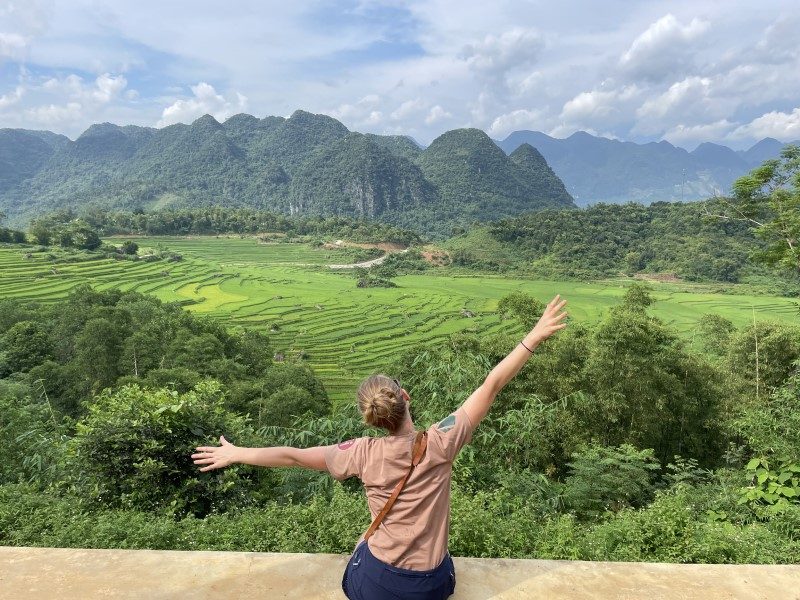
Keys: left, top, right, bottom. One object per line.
{"left": 1, "top": 236, "right": 797, "bottom": 404}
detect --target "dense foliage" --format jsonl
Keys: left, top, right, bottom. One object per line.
{"left": 2, "top": 283, "right": 798, "bottom": 563}
{"left": 0, "top": 287, "right": 329, "bottom": 424}
{"left": 445, "top": 198, "right": 799, "bottom": 290}
{"left": 715, "top": 144, "right": 800, "bottom": 273}
{"left": 72, "top": 205, "right": 422, "bottom": 244}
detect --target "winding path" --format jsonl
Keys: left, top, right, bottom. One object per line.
{"left": 328, "top": 248, "right": 409, "bottom": 270}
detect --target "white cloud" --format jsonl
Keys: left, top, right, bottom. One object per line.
{"left": 662, "top": 119, "right": 737, "bottom": 146}
{"left": 512, "top": 71, "right": 543, "bottom": 96}
{"left": 637, "top": 77, "right": 712, "bottom": 121}
{"left": 93, "top": 73, "right": 127, "bottom": 103}
{"left": 391, "top": 98, "right": 426, "bottom": 121}
{"left": 157, "top": 82, "right": 247, "bottom": 127}
{"left": 461, "top": 28, "right": 543, "bottom": 77}
{"left": 425, "top": 105, "right": 451, "bottom": 125}
{"left": 729, "top": 107, "right": 800, "bottom": 141}
{"left": 0, "top": 0, "right": 797, "bottom": 149}
{"left": 488, "top": 108, "right": 543, "bottom": 138}
{"left": 363, "top": 110, "right": 383, "bottom": 126}
{"left": 326, "top": 94, "right": 382, "bottom": 127}
{"left": 25, "top": 101, "right": 82, "bottom": 125}
{"left": 0, "top": 84, "right": 24, "bottom": 109}
{"left": 558, "top": 84, "right": 641, "bottom": 130}
{"left": 0, "top": 32, "right": 28, "bottom": 59}
{"left": 40, "top": 72, "right": 128, "bottom": 104}
{"left": 619, "top": 14, "right": 709, "bottom": 81}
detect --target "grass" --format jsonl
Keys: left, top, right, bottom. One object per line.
{"left": 1, "top": 237, "right": 797, "bottom": 405}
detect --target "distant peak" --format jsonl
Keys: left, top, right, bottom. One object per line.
{"left": 287, "top": 109, "right": 349, "bottom": 133}
{"left": 224, "top": 113, "right": 259, "bottom": 124}
{"left": 191, "top": 114, "right": 222, "bottom": 129}
{"left": 430, "top": 127, "right": 494, "bottom": 144}
{"left": 78, "top": 122, "right": 122, "bottom": 138}
{"left": 510, "top": 142, "right": 545, "bottom": 159}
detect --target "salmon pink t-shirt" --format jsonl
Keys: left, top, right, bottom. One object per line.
{"left": 324, "top": 407, "right": 474, "bottom": 571}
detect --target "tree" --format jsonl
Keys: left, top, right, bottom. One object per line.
{"left": 120, "top": 240, "right": 139, "bottom": 255}
{"left": 29, "top": 220, "right": 52, "bottom": 246}
{"left": 727, "top": 321, "right": 800, "bottom": 395}
{"left": 497, "top": 291, "right": 545, "bottom": 330}
{"left": 0, "top": 321, "right": 52, "bottom": 375}
{"left": 74, "top": 317, "right": 126, "bottom": 393}
{"left": 704, "top": 144, "right": 800, "bottom": 272}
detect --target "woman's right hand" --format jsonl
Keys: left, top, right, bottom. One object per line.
{"left": 192, "top": 435, "right": 239, "bottom": 472}
{"left": 527, "top": 295, "right": 568, "bottom": 343}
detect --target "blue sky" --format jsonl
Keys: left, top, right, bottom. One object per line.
{"left": 0, "top": 0, "right": 798, "bottom": 149}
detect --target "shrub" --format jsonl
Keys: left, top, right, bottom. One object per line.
{"left": 563, "top": 444, "right": 660, "bottom": 518}
{"left": 65, "top": 382, "right": 260, "bottom": 517}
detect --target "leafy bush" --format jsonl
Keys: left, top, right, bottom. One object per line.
{"left": 65, "top": 382, "right": 260, "bottom": 517}
{"left": 0, "top": 387, "right": 69, "bottom": 487}
{"left": 562, "top": 444, "right": 660, "bottom": 518}
{"left": 738, "top": 456, "right": 800, "bottom": 517}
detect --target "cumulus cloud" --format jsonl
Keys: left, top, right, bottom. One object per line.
{"left": 488, "top": 108, "right": 544, "bottom": 138}
{"left": 557, "top": 84, "right": 642, "bottom": 133}
{"left": 0, "top": 84, "right": 24, "bottom": 109}
{"left": 25, "top": 101, "right": 82, "bottom": 125}
{"left": 512, "top": 71, "right": 543, "bottom": 96}
{"left": 632, "top": 76, "right": 736, "bottom": 136}
{"left": 729, "top": 107, "right": 800, "bottom": 141}
{"left": 326, "top": 94, "right": 383, "bottom": 128}
{"left": 41, "top": 72, "right": 128, "bottom": 104}
{"left": 157, "top": 82, "right": 248, "bottom": 127}
{"left": 619, "top": 14, "right": 709, "bottom": 81}
{"left": 0, "top": 32, "right": 28, "bottom": 59}
{"left": 14, "top": 72, "right": 129, "bottom": 128}
{"left": 425, "top": 104, "right": 451, "bottom": 125}
{"left": 662, "top": 119, "right": 737, "bottom": 147}
{"left": 93, "top": 73, "right": 127, "bottom": 103}
{"left": 461, "top": 28, "right": 543, "bottom": 77}
{"left": 390, "top": 98, "right": 427, "bottom": 121}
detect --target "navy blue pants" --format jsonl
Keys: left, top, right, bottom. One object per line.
{"left": 342, "top": 541, "right": 456, "bottom": 600}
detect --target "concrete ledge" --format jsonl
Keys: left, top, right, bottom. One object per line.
{"left": 1, "top": 546, "right": 798, "bottom": 599}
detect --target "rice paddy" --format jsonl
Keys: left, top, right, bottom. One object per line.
{"left": 1, "top": 236, "right": 797, "bottom": 405}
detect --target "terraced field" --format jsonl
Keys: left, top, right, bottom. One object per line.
{"left": 1, "top": 236, "right": 798, "bottom": 405}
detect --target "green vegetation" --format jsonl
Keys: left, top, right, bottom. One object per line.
{"left": 712, "top": 144, "right": 800, "bottom": 272}
{"left": 2, "top": 283, "right": 798, "bottom": 563}
{"left": 1, "top": 154, "right": 798, "bottom": 564}
{"left": 35, "top": 206, "right": 423, "bottom": 245}
{"left": 0, "top": 237, "right": 797, "bottom": 405}
{"left": 445, "top": 198, "right": 799, "bottom": 292}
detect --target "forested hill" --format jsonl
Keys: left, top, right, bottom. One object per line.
{"left": 497, "top": 130, "right": 799, "bottom": 206}
{"left": 443, "top": 198, "right": 799, "bottom": 291}
{"left": 0, "top": 111, "right": 574, "bottom": 236}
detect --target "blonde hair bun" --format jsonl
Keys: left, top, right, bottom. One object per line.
{"left": 357, "top": 374, "right": 406, "bottom": 432}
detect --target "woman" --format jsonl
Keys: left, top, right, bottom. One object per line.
{"left": 192, "top": 295, "right": 568, "bottom": 599}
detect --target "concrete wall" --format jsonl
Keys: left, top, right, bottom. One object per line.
{"left": 1, "top": 546, "right": 798, "bottom": 599}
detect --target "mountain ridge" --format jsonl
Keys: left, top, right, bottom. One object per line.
{"left": 0, "top": 112, "right": 574, "bottom": 236}
{"left": 496, "top": 129, "right": 799, "bottom": 205}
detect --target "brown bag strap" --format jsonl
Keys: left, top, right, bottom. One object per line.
{"left": 364, "top": 430, "right": 427, "bottom": 541}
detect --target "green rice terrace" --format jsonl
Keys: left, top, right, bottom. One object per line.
{"left": 1, "top": 235, "right": 797, "bottom": 405}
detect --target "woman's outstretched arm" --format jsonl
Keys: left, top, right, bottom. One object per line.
{"left": 192, "top": 435, "right": 333, "bottom": 472}
{"left": 460, "top": 294, "right": 568, "bottom": 428}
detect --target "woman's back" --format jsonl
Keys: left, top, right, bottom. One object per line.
{"left": 325, "top": 407, "right": 474, "bottom": 570}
